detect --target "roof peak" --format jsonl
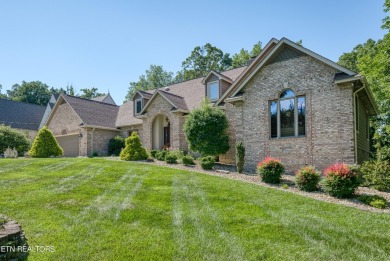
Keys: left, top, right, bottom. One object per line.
{"left": 62, "top": 93, "right": 119, "bottom": 107}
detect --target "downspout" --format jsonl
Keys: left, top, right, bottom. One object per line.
{"left": 353, "top": 85, "right": 365, "bottom": 163}
{"left": 90, "top": 128, "right": 96, "bottom": 156}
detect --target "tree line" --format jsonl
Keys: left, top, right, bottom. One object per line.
{"left": 0, "top": 82, "right": 105, "bottom": 106}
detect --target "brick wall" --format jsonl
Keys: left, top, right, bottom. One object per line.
{"left": 47, "top": 102, "right": 82, "bottom": 136}
{"left": 228, "top": 54, "right": 355, "bottom": 173}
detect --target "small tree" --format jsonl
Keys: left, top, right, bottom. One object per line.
{"left": 184, "top": 99, "right": 229, "bottom": 156}
{"left": 236, "top": 142, "right": 245, "bottom": 173}
{"left": 120, "top": 132, "right": 148, "bottom": 161}
{"left": 0, "top": 124, "right": 30, "bottom": 156}
{"left": 29, "top": 126, "right": 63, "bottom": 157}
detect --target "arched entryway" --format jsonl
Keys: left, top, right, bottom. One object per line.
{"left": 152, "top": 115, "right": 170, "bottom": 150}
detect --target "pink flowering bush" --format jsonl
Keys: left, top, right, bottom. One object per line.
{"left": 295, "top": 166, "right": 321, "bottom": 191}
{"left": 322, "top": 163, "right": 361, "bottom": 198}
{"left": 257, "top": 157, "right": 285, "bottom": 184}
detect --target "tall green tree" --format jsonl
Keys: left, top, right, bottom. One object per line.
{"left": 338, "top": 1, "right": 390, "bottom": 159}
{"left": 382, "top": 0, "right": 390, "bottom": 29}
{"left": 0, "top": 84, "right": 6, "bottom": 99}
{"left": 180, "top": 43, "right": 232, "bottom": 81}
{"left": 79, "top": 87, "right": 105, "bottom": 99}
{"left": 6, "top": 81, "right": 52, "bottom": 105}
{"left": 125, "top": 65, "right": 174, "bottom": 100}
{"left": 231, "top": 41, "right": 263, "bottom": 68}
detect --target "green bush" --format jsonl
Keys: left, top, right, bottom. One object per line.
{"left": 168, "top": 149, "right": 184, "bottom": 160}
{"left": 0, "top": 124, "right": 30, "bottom": 156}
{"left": 360, "top": 160, "right": 390, "bottom": 191}
{"left": 200, "top": 156, "right": 215, "bottom": 170}
{"left": 257, "top": 157, "right": 285, "bottom": 184}
{"left": 120, "top": 132, "right": 148, "bottom": 161}
{"left": 295, "top": 166, "right": 321, "bottom": 191}
{"left": 29, "top": 126, "right": 63, "bottom": 158}
{"left": 92, "top": 151, "right": 99, "bottom": 157}
{"left": 150, "top": 150, "right": 159, "bottom": 158}
{"left": 236, "top": 142, "right": 245, "bottom": 173}
{"left": 155, "top": 150, "right": 167, "bottom": 161}
{"left": 358, "top": 195, "right": 388, "bottom": 209}
{"left": 182, "top": 155, "right": 195, "bottom": 165}
{"left": 322, "top": 163, "right": 361, "bottom": 198}
{"left": 184, "top": 100, "right": 229, "bottom": 156}
{"left": 108, "top": 136, "right": 125, "bottom": 156}
{"left": 165, "top": 154, "right": 177, "bottom": 164}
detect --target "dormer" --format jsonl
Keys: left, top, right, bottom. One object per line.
{"left": 202, "top": 70, "right": 233, "bottom": 102}
{"left": 131, "top": 90, "right": 152, "bottom": 116}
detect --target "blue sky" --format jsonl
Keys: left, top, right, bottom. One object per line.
{"left": 0, "top": 0, "right": 386, "bottom": 104}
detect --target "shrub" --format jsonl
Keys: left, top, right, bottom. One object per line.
{"left": 120, "top": 132, "right": 148, "bottom": 161}
{"left": 182, "top": 155, "right": 195, "bottom": 165}
{"left": 184, "top": 100, "right": 229, "bottom": 156}
{"left": 155, "top": 150, "right": 167, "bottom": 161}
{"left": 322, "top": 163, "right": 361, "bottom": 198}
{"left": 167, "top": 149, "right": 184, "bottom": 160}
{"left": 257, "top": 157, "right": 285, "bottom": 184}
{"left": 92, "top": 151, "right": 99, "bottom": 157}
{"left": 200, "top": 156, "right": 215, "bottom": 170}
{"left": 4, "top": 147, "right": 18, "bottom": 158}
{"left": 295, "top": 166, "right": 321, "bottom": 191}
{"left": 358, "top": 195, "right": 388, "bottom": 209}
{"left": 0, "top": 125, "right": 30, "bottom": 156}
{"left": 150, "top": 150, "right": 159, "bottom": 158}
{"left": 29, "top": 126, "right": 63, "bottom": 158}
{"left": 108, "top": 136, "right": 125, "bottom": 156}
{"left": 236, "top": 142, "right": 245, "bottom": 173}
{"left": 165, "top": 154, "right": 177, "bottom": 164}
{"left": 360, "top": 160, "right": 390, "bottom": 191}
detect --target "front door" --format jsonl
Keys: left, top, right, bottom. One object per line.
{"left": 163, "top": 122, "right": 170, "bottom": 147}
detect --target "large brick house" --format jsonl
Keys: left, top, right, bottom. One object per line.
{"left": 44, "top": 38, "right": 378, "bottom": 172}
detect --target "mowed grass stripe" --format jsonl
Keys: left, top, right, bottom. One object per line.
{"left": 0, "top": 158, "right": 390, "bottom": 260}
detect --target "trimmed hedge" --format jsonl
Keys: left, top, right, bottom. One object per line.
{"left": 182, "top": 155, "right": 195, "bottom": 165}
{"left": 295, "top": 166, "right": 321, "bottom": 191}
{"left": 200, "top": 156, "right": 215, "bottom": 170}
{"left": 322, "top": 163, "right": 361, "bottom": 198}
{"left": 257, "top": 157, "right": 284, "bottom": 184}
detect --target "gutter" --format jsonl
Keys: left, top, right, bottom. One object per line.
{"left": 353, "top": 86, "right": 365, "bottom": 163}
{"left": 80, "top": 125, "right": 121, "bottom": 132}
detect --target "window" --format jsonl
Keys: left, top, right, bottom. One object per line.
{"left": 135, "top": 99, "right": 142, "bottom": 115}
{"left": 208, "top": 81, "right": 219, "bottom": 100}
{"left": 270, "top": 89, "right": 306, "bottom": 138}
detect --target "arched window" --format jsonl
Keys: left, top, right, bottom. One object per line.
{"left": 270, "top": 89, "right": 306, "bottom": 138}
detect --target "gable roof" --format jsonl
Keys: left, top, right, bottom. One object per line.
{"left": 0, "top": 98, "right": 46, "bottom": 130}
{"left": 115, "top": 100, "right": 143, "bottom": 127}
{"left": 140, "top": 90, "right": 189, "bottom": 114}
{"left": 201, "top": 70, "right": 233, "bottom": 84}
{"left": 216, "top": 37, "right": 357, "bottom": 105}
{"left": 131, "top": 90, "right": 153, "bottom": 100}
{"left": 91, "top": 93, "right": 116, "bottom": 105}
{"left": 45, "top": 94, "right": 119, "bottom": 130}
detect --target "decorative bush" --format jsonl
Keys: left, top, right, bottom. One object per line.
{"left": 257, "top": 157, "right": 285, "bottom": 184}
{"left": 165, "top": 154, "right": 177, "bottom": 164}
{"left": 0, "top": 124, "right": 30, "bottom": 156}
{"left": 150, "top": 150, "right": 158, "bottom": 158}
{"left": 29, "top": 126, "right": 63, "bottom": 158}
{"left": 360, "top": 160, "right": 390, "bottom": 191}
{"left": 236, "top": 142, "right": 245, "bottom": 173}
{"left": 120, "top": 132, "right": 148, "bottom": 161}
{"left": 4, "top": 147, "right": 18, "bottom": 158}
{"left": 167, "top": 149, "right": 184, "bottom": 160}
{"left": 92, "top": 151, "right": 99, "bottom": 157}
{"left": 295, "top": 166, "right": 321, "bottom": 191}
{"left": 155, "top": 150, "right": 167, "bottom": 161}
{"left": 108, "top": 136, "right": 125, "bottom": 156}
{"left": 322, "top": 163, "right": 361, "bottom": 198}
{"left": 184, "top": 100, "right": 229, "bottom": 156}
{"left": 182, "top": 155, "right": 195, "bottom": 165}
{"left": 358, "top": 195, "right": 388, "bottom": 209}
{"left": 200, "top": 156, "right": 215, "bottom": 170}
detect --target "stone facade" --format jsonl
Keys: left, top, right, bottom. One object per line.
{"left": 227, "top": 54, "right": 355, "bottom": 173}
{"left": 0, "top": 217, "right": 29, "bottom": 260}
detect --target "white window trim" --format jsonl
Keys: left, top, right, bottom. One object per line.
{"left": 270, "top": 94, "right": 306, "bottom": 139}
{"left": 135, "top": 99, "right": 142, "bottom": 115}
{"left": 207, "top": 80, "right": 220, "bottom": 101}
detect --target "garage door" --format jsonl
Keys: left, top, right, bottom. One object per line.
{"left": 56, "top": 135, "right": 79, "bottom": 157}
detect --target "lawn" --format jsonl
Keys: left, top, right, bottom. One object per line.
{"left": 0, "top": 158, "right": 389, "bottom": 260}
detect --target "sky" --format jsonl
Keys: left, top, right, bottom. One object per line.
{"left": 0, "top": 0, "right": 387, "bottom": 105}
